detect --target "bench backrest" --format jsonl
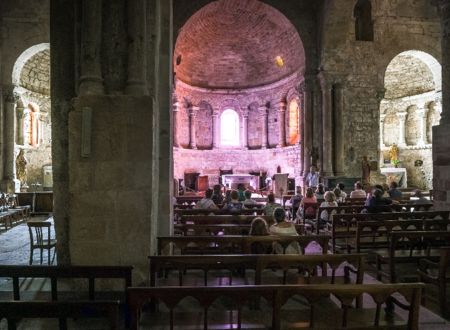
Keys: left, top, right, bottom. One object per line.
{"left": 128, "top": 283, "right": 423, "bottom": 330}
{"left": 175, "top": 208, "right": 265, "bottom": 216}
{"left": 173, "top": 223, "right": 303, "bottom": 236}
{"left": 178, "top": 214, "right": 272, "bottom": 224}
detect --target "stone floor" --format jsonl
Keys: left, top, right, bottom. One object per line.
{"left": 0, "top": 220, "right": 450, "bottom": 329}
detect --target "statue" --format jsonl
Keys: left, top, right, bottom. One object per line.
{"left": 361, "top": 155, "right": 371, "bottom": 184}
{"left": 389, "top": 143, "right": 399, "bottom": 164}
{"left": 16, "top": 149, "right": 28, "bottom": 186}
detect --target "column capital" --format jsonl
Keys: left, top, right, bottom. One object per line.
{"left": 317, "top": 70, "right": 334, "bottom": 89}
{"left": 278, "top": 101, "right": 286, "bottom": 112}
{"left": 380, "top": 113, "right": 387, "bottom": 121}
{"left": 172, "top": 102, "right": 181, "bottom": 112}
{"left": 258, "top": 105, "right": 268, "bottom": 114}
{"left": 242, "top": 110, "right": 249, "bottom": 118}
{"left": 188, "top": 105, "right": 199, "bottom": 115}
{"left": 396, "top": 111, "right": 408, "bottom": 119}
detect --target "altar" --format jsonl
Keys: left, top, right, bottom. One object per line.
{"left": 222, "top": 174, "right": 259, "bottom": 190}
{"left": 380, "top": 167, "right": 407, "bottom": 188}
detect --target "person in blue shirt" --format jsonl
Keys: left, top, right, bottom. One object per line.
{"left": 388, "top": 181, "right": 403, "bottom": 200}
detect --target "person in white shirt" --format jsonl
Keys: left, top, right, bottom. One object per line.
{"left": 269, "top": 208, "right": 301, "bottom": 254}
{"left": 337, "top": 182, "right": 347, "bottom": 200}
{"left": 243, "top": 190, "right": 258, "bottom": 208}
{"left": 350, "top": 181, "right": 367, "bottom": 199}
{"left": 194, "top": 188, "right": 218, "bottom": 209}
{"left": 305, "top": 166, "right": 320, "bottom": 189}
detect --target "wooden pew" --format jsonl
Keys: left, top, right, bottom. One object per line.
{"left": 178, "top": 214, "right": 272, "bottom": 225}
{"left": 157, "top": 235, "right": 330, "bottom": 255}
{"left": 330, "top": 211, "right": 450, "bottom": 253}
{"left": 173, "top": 223, "right": 304, "bottom": 236}
{"left": 314, "top": 205, "right": 367, "bottom": 234}
{"left": 0, "top": 265, "right": 132, "bottom": 301}
{"left": 175, "top": 208, "right": 265, "bottom": 216}
{"left": 375, "top": 231, "right": 450, "bottom": 283}
{"left": 128, "top": 283, "right": 423, "bottom": 330}
{"left": 148, "top": 254, "right": 366, "bottom": 287}
{"left": 0, "top": 300, "right": 120, "bottom": 330}
{"left": 417, "top": 247, "right": 450, "bottom": 316}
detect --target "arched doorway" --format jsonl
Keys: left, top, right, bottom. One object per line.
{"left": 172, "top": 0, "right": 305, "bottom": 195}
{"left": 380, "top": 50, "right": 441, "bottom": 189}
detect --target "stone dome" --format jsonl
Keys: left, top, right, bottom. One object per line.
{"left": 174, "top": 0, "right": 305, "bottom": 89}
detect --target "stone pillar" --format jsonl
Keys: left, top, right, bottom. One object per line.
{"left": 259, "top": 105, "right": 268, "bottom": 149}
{"left": 298, "top": 95, "right": 304, "bottom": 176}
{"left": 334, "top": 83, "right": 345, "bottom": 176}
{"left": 242, "top": 110, "right": 249, "bottom": 149}
{"left": 277, "top": 101, "right": 286, "bottom": 148}
{"left": 172, "top": 102, "right": 180, "bottom": 147}
{"left": 212, "top": 110, "right": 219, "bottom": 148}
{"left": 3, "top": 91, "right": 17, "bottom": 191}
{"left": 16, "top": 99, "right": 25, "bottom": 145}
{"left": 417, "top": 105, "right": 428, "bottom": 146}
{"left": 78, "top": 0, "right": 104, "bottom": 95}
{"left": 188, "top": 106, "right": 198, "bottom": 149}
{"left": 125, "top": 0, "right": 147, "bottom": 95}
{"left": 396, "top": 111, "right": 408, "bottom": 146}
{"left": 380, "top": 114, "right": 386, "bottom": 148}
{"left": 302, "top": 79, "right": 313, "bottom": 176}
{"left": 318, "top": 72, "right": 334, "bottom": 176}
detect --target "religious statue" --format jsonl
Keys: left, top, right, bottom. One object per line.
{"left": 16, "top": 149, "right": 28, "bottom": 185}
{"left": 389, "top": 143, "right": 399, "bottom": 162}
{"left": 361, "top": 155, "right": 371, "bottom": 185}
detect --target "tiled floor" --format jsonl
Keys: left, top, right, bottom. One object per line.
{"left": 1, "top": 221, "right": 450, "bottom": 329}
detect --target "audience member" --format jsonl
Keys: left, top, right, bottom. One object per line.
{"left": 243, "top": 190, "right": 258, "bottom": 207}
{"left": 194, "top": 188, "right": 218, "bottom": 209}
{"left": 296, "top": 187, "right": 317, "bottom": 220}
{"left": 305, "top": 166, "right": 320, "bottom": 189}
{"left": 289, "top": 186, "right": 303, "bottom": 218}
{"left": 333, "top": 187, "right": 344, "bottom": 203}
{"left": 337, "top": 182, "right": 347, "bottom": 200}
{"left": 315, "top": 183, "right": 325, "bottom": 200}
{"left": 388, "top": 181, "right": 403, "bottom": 200}
{"left": 363, "top": 188, "right": 393, "bottom": 213}
{"left": 249, "top": 217, "right": 271, "bottom": 254}
{"left": 382, "top": 183, "right": 390, "bottom": 198}
{"left": 263, "top": 193, "right": 282, "bottom": 217}
{"left": 350, "top": 181, "right": 366, "bottom": 198}
{"left": 211, "top": 184, "right": 224, "bottom": 205}
{"left": 269, "top": 207, "right": 301, "bottom": 254}
{"left": 237, "top": 184, "right": 246, "bottom": 202}
{"left": 222, "top": 190, "right": 243, "bottom": 212}
{"left": 319, "top": 191, "right": 338, "bottom": 226}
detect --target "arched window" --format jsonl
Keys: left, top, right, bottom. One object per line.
{"left": 220, "top": 109, "right": 240, "bottom": 146}
{"left": 288, "top": 99, "right": 300, "bottom": 145}
{"left": 354, "top": 0, "right": 374, "bottom": 41}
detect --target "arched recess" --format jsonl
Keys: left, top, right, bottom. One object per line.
{"left": 380, "top": 50, "right": 441, "bottom": 189}
{"left": 354, "top": 0, "right": 374, "bottom": 41}
{"left": 220, "top": 109, "right": 240, "bottom": 147}
{"left": 11, "top": 43, "right": 52, "bottom": 191}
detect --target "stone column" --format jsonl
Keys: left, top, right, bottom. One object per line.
{"left": 439, "top": 1, "right": 450, "bottom": 125}
{"left": 380, "top": 114, "right": 386, "bottom": 148}
{"left": 242, "top": 110, "right": 249, "bottom": 149}
{"left": 172, "top": 102, "right": 180, "bottom": 147}
{"left": 298, "top": 95, "right": 304, "bottom": 176}
{"left": 396, "top": 111, "right": 408, "bottom": 146}
{"left": 212, "top": 110, "right": 219, "bottom": 148}
{"left": 125, "top": 0, "right": 147, "bottom": 95}
{"left": 318, "top": 72, "right": 334, "bottom": 176}
{"left": 15, "top": 99, "right": 25, "bottom": 145}
{"left": 259, "top": 105, "right": 268, "bottom": 149}
{"left": 78, "top": 0, "right": 104, "bottom": 95}
{"left": 302, "top": 79, "right": 313, "bottom": 176}
{"left": 277, "top": 101, "right": 286, "bottom": 148}
{"left": 188, "top": 106, "right": 198, "bottom": 149}
{"left": 416, "top": 105, "right": 428, "bottom": 146}
{"left": 334, "top": 83, "right": 345, "bottom": 176}
{"left": 3, "top": 91, "right": 17, "bottom": 191}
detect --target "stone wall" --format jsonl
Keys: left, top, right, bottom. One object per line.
{"left": 174, "top": 145, "right": 301, "bottom": 187}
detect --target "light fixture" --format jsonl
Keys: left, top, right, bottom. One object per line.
{"left": 275, "top": 56, "right": 284, "bottom": 67}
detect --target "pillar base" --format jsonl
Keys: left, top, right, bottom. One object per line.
{"left": 432, "top": 123, "right": 450, "bottom": 210}
{"left": 0, "top": 179, "right": 20, "bottom": 193}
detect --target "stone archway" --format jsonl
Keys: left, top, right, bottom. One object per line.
{"left": 380, "top": 50, "right": 441, "bottom": 189}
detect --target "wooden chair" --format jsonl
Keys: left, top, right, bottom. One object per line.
{"left": 27, "top": 220, "right": 57, "bottom": 265}
{"left": 418, "top": 247, "right": 450, "bottom": 316}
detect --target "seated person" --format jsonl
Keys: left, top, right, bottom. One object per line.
{"left": 337, "top": 182, "right": 347, "bottom": 200}
{"left": 333, "top": 187, "right": 344, "bottom": 203}
{"left": 249, "top": 217, "right": 271, "bottom": 254}
{"left": 211, "top": 184, "right": 224, "bottom": 205}
{"left": 296, "top": 187, "right": 318, "bottom": 220}
{"left": 381, "top": 183, "right": 390, "bottom": 198}
{"left": 194, "top": 188, "right": 218, "bottom": 209}
{"left": 350, "top": 181, "right": 367, "bottom": 198}
{"left": 222, "top": 190, "right": 243, "bottom": 212}
{"left": 263, "top": 193, "right": 282, "bottom": 218}
{"left": 319, "top": 191, "right": 338, "bottom": 225}
{"left": 315, "top": 183, "right": 326, "bottom": 200}
{"left": 237, "top": 184, "right": 246, "bottom": 202}
{"left": 388, "top": 181, "right": 403, "bottom": 200}
{"left": 269, "top": 208, "right": 301, "bottom": 254}
{"left": 243, "top": 190, "right": 258, "bottom": 208}
{"left": 289, "top": 186, "right": 303, "bottom": 218}
{"left": 364, "top": 188, "right": 393, "bottom": 213}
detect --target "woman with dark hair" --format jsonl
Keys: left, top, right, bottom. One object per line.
{"left": 315, "top": 184, "right": 326, "bottom": 200}
{"left": 249, "top": 217, "right": 271, "bottom": 254}
{"left": 363, "top": 188, "right": 393, "bottom": 213}
{"left": 222, "top": 190, "right": 243, "bottom": 212}
{"left": 263, "top": 193, "right": 281, "bottom": 220}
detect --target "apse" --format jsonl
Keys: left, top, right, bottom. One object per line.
{"left": 173, "top": 0, "right": 305, "bottom": 192}
{"left": 380, "top": 50, "right": 441, "bottom": 189}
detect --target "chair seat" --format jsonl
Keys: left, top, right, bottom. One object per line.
{"left": 33, "top": 239, "right": 57, "bottom": 248}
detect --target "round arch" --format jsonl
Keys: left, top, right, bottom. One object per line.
{"left": 12, "top": 43, "right": 50, "bottom": 87}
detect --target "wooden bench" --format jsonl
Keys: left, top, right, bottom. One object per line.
{"left": 376, "top": 231, "right": 450, "bottom": 283}
{"left": 0, "top": 265, "right": 132, "bottom": 301}
{"left": 175, "top": 208, "right": 265, "bottom": 216}
{"left": 157, "top": 235, "right": 330, "bottom": 255}
{"left": 128, "top": 283, "right": 423, "bottom": 330}
{"left": 0, "top": 209, "right": 29, "bottom": 231}
{"left": 330, "top": 211, "right": 450, "bottom": 253}
{"left": 417, "top": 247, "right": 450, "bottom": 316}
{"left": 174, "top": 223, "right": 304, "bottom": 236}
{"left": 314, "top": 205, "right": 367, "bottom": 234}
{"left": 148, "top": 253, "right": 366, "bottom": 287}
{"left": 0, "top": 300, "right": 120, "bottom": 330}
{"left": 178, "top": 214, "right": 273, "bottom": 225}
